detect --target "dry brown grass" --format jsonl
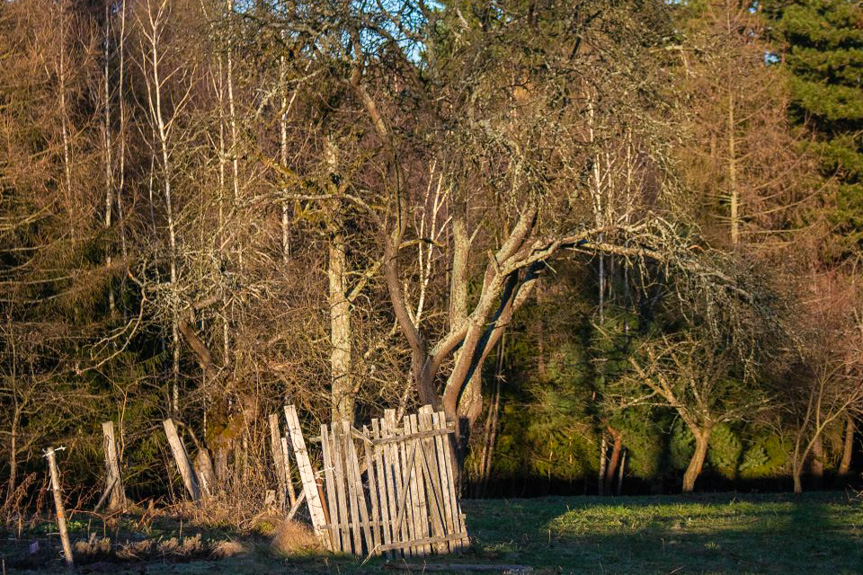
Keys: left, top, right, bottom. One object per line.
{"left": 210, "top": 539, "right": 248, "bottom": 558}
{"left": 270, "top": 520, "right": 322, "bottom": 556}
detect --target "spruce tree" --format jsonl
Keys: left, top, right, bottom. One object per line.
{"left": 766, "top": 0, "right": 863, "bottom": 257}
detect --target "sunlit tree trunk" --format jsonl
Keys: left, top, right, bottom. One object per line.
{"left": 604, "top": 426, "right": 622, "bottom": 495}
{"left": 325, "top": 138, "right": 353, "bottom": 422}
{"left": 682, "top": 427, "right": 712, "bottom": 493}
{"left": 103, "top": 1, "right": 116, "bottom": 317}
{"left": 727, "top": 89, "right": 739, "bottom": 247}
{"left": 810, "top": 432, "right": 824, "bottom": 488}
{"left": 839, "top": 416, "right": 855, "bottom": 477}
{"left": 143, "top": 0, "right": 181, "bottom": 413}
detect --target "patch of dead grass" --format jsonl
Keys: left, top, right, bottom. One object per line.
{"left": 270, "top": 520, "right": 322, "bottom": 556}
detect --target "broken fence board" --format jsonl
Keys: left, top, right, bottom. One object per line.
{"left": 101, "top": 421, "right": 126, "bottom": 511}
{"left": 363, "top": 425, "right": 382, "bottom": 554}
{"left": 321, "top": 424, "right": 341, "bottom": 552}
{"left": 162, "top": 419, "right": 201, "bottom": 501}
{"left": 283, "top": 405, "right": 328, "bottom": 543}
{"left": 269, "top": 413, "right": 288, "bottom": 509}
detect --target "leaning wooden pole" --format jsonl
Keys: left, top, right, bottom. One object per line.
{"left": 101, "top": 421, "right": 127, "bottom": 511}
{"left": 268, "top": 413, "right": 288, "bottom": 509}
{"left": 162, "top": 419, "right": 201, "bottom": 501}
{"left": 283, "top": 405, "right": 329, "bottom": 544}
{"left": 45, "top": 447, "right": 74, "bottom": 568}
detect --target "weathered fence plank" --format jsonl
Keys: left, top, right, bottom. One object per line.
{"left": 269, "top": 413, "right": 288, "bottom": 509}
{"left": 320, "top": 424, "right": 341, "bottom": 552}
{"left": 45, "top": 447, "right": 74, "bottom": 568}
{"left": 280, "top": 435, "right": 297, "bottom": 506}
{"left": 162, "top": 419, "right": 201, "bottom": 501}
{"left": 363, "top": 425, "right": 382, "bottom": 554}
{"left": 283, "top": 405, "right": 328, "bottom": 542}
{"left": 101, "top": 421, "right": 126, "bottom": 512}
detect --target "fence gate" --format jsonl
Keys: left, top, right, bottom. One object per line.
{"left": 288, "top": 404, "right": 469, "bottom": 557}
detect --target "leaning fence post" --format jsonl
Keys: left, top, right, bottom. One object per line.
{"left": 45, "top": 447, "right": 73, "bottom": 568}
{"left": 162, "top": 419, "right": 201, "bottom": 501}
{"left": 101, "top": 421, "right": 127, "bottom": 511}
{"left": 268, "top": 413, "right": 288, "bottom": 509}
{"left": 283, "top": 405, "right": 329, "bottom": 545}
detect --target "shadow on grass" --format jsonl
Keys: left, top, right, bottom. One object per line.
{"left": 462, "top": 492, "right": 863, "bottom": 575}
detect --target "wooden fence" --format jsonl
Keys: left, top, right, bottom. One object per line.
{"left": 285, "top": 404, "right": 469, "bottom": 557}
{"left": 156, "top": 404, "right": 469, "bottom": 557}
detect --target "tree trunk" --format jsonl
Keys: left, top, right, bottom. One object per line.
{"left": 604, "top": 426, "right": 622, "bottom": 495}
{"left": 326, "top": 138, "right": 353, "bottom": 423}
{"left": 682, "top": 428, "right": 711, "bottom": 493}
{"left": 616, "top": 448, "right": 626, "bottom": 496}
{"left": 839, "top": 416, "right": 854, "bottom": 478}
{"left": 810, "top": 432, "right": 824, "bottom": 488}
{"left": 8, "top": 406, "right": 19, "bottom": 499}
{"left": 103, "top": 1, "right": 115, "bottom": 317}
{"left": 597, "top": 434, "right": 607, "bottom": 496}
{"left": 792, "top": 458, "right": 803, "bottom": 495}
{"left": 727, "top": 90, "right": 739, "bottom": 247}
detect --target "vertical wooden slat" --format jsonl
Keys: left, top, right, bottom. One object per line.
{"left": 269, "top": 413, "right": 288, "bottom": 509}
{"left": 320, "top": 424, "right": 340, "bottom": 552}
{"left": 389, "top": 436, "right": 420, "bottom": 556}
{"left": 280, "top": 436, "right": 297, "bottom": 506}
{"left": 372, "top": 419, "right": 394, "bottom": 557}
{"left": 346, "top": 423, "right": 373, "bottom": 552}
{"left": 341, "top": 422, "right": 362, "bottom": 553}
{"left": 363, "top": 425, "right": 382, "bottom": 554}
{"left": 431, "top": 411, "right": 456, "bottom": 549}
{"left": 283, "top": 405, "right": 328, "bottom": 545}
{"left": 437, "top": 411, "right": 469, "bottom": 549}
{"left": 407, "top": 414, "right": 431, "bottom": 555}
{"left": 418, "top": 407, "right": 447, "bottom": 553}
{"left": 331, "top": 421, "right": 351, "bottom": 552}
{"left": 398, "top": 411, "right": 419, "bottom": 556}
{"left": 384, "top": 409, "right": 410, "bottom": 557}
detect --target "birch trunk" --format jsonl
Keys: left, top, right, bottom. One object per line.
{"left": 103, "top": 2, "right": 115, "bottom": 316}
{"left": 727, "top": 89, "right": 739, "bottom": 247}
{"left": 58, "top": 1, "right": 74, "bottom": 243}
{"left": 144, "top": 0, "right": 180, "bottom": 413}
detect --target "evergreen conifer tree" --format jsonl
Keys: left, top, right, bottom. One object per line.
{"left": 766, "top": 0, "right": 863, "bottom": 257}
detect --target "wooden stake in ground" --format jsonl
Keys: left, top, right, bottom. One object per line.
{"left": 45, "top": 447, "right": 73, "bottom": 568}
{"left": 269, "top": 413, "right": 288, "bottom": 509}
{"left": 101, "top": 421, "right": 127, "bottom": 511}
{"left": 162, "top": 419, "right": 201, "bottom": 501}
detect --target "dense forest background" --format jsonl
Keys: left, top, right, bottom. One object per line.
{"left": 1, "top": 0, "right": 862, "bottom": 511}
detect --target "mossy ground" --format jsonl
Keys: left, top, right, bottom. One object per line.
{"left": 3, "top": 492, "right": 861, "bottom": 574}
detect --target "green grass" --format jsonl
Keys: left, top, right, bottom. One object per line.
{"left": 463, "top": 492, "right": 863, "bottom": 574}
{"left": 4, "top": 492, "right": 862, "bottom": 574}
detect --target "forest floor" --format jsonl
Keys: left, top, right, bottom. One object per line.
{"left": 2, "top": 491, "right": 862, "bottom": 574}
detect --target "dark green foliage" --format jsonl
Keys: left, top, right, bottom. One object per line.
{"left": 766, "top": 0, "right": 863, "bottom": 256}
{"left": 739, "top": 431, "right": 789, "bottom": 479}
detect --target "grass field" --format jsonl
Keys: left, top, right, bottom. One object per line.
{"left": 4, "top": 492, "right": 862, "bottom": 574}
